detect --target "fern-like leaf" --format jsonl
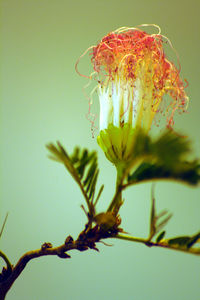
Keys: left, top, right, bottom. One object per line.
{"left": 167, "top": 232, "right": 200, "bottom": 249}
{"left": 46, "top": 143, "right": 101, "bottom": 215}
{"left": 125, "top": 130, "right": 200, "bottom": 187}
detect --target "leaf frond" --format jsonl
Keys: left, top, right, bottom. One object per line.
{"left": 123, "top": 129, "right": 200, "bottom": 187}
{"left": 46, "top": 143, "right": 102, "bottom": 215}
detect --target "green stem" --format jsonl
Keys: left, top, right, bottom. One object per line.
{"left": 114, "top": 233, "right": 148, "bottom": 244}
{"left": 107, "top": 165, "right": 123, "bottom": 213}
{"left": 114, "top": 234, "right": 200, "bottom": 255}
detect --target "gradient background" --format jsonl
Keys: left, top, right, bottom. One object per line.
{"left": 1, "top": 0, "right": 200, "bottom": 299}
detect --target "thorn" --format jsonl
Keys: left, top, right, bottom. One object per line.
{"left": 92, "top": 246, "right": 99, "bottom": 252}
{"left": 58, "top": 252, "right": 71, "bottom": 259}
{"left": 41, "top": 242, "right": 53, "bottom": 250}
{"left": 65, "top": 236, "right": 74, "bottom": 245}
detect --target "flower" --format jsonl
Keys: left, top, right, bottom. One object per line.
{"left": 78, "top": 26, "right": 189, "bottom": 165}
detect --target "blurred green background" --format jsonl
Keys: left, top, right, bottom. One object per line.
{"left": 1, "top": 0, "right": 200, "bottom": 299}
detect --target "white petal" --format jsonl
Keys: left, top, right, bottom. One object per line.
{"left": 98, "top": 85, "right": 113, "bottom": 131}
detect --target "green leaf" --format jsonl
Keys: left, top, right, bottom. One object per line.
{"left": 125, "top": 130, "right": 200, "bottom": 187}
{"left": 83, "top": 160, "right": 97, "bottom": 187}
{"left": 148, "top": 185, "right": 172, "bottom": 241}
{"left": 89, "top": 170, "right": 99, "bottom": 200}
{"left": 130, "top": 128, "right": 151, "bottom": 158}
{"left": 127, "top": 161, "right": 200, "bottom": 186}
{"left": 156, "top": 212, "right": 173, "bottom": 233}
{"left": 152, "top": 130, "right": 191, "bottom": 165}
{"left": 167, "top": 232, "right": 200, "bottom": 248}
{"left": 156, "top": 231, "right": 166, "bottom": 243}
{"left": 168, "top": 236, "right": 192, "bottom": 247}
{"left": 187, "top": 232, "right": 200, "bottom": 248}
{"left": 46, "top": 143, "right": 101, "bottom": 214}
{"left": 93, "top": 185, "right": 104, "bottom": 206}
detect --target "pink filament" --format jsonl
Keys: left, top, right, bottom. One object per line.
{"left": 90, "top": 29, "right": 188, "bottom": 128}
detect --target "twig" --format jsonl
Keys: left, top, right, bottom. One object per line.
{"left": 0, "top": 251, "right": 12, "bottom": 274}
{"left": 114, "top": 233, "right": 200, "bottom": 255}
{"left": 0, "top": 224, "right": 119, "bottom": 300}
{"left": 0, "top": 213, "right": 9, "bottom": 239}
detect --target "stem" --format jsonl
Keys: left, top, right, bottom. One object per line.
{"left": 115, "top": 234, "right": 147, "bottom": 244}
{"left": 0, "top": 289, "right": 6, "bottom": 300}
{"left": 107, "top": 156, "right": 150, "bottom": 213}
{"left": 0, "top": 223, "right": 118, "bottom": 299}
{"left": 0, "top": 239, "right": 76, "bottom": 299}
{"left": 114, "top": 233, "right": 200, "bottom": 255}
{"left": 107, "top": 165, "right": 123, "bottom": 213}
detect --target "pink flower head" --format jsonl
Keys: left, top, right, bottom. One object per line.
{"left": 76, "top": 25, "right": 189, "bottom": 133}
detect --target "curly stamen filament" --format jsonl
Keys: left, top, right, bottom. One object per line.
{"left": 75, "top": 45, "right": 96, "bottom": 79}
